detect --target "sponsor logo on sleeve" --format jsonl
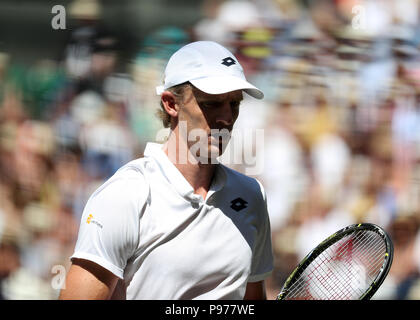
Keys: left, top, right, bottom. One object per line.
{"left": 86, "top": 214, "right": 103, "bottom": 228}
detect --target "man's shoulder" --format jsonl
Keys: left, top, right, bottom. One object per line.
{"left": 116, "top": 157, "right": 149, "bottom": 176}
{"left": 91, "top": 157, "right": 151, "bottom": 200}
{"left": 219, "top": 164, "right": 264, "bottom": 196}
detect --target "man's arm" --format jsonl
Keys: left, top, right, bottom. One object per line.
{"left": 244, "top": 281, "right": 267, "bottom": 300}
{"left": 59, "top": 258, "right": 119, "bottom": 300}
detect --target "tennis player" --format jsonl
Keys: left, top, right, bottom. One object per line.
{"left": 59, "top": 41, "right": 273, "bottom": 300}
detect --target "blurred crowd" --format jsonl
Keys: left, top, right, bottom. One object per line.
{"left": 2, "top": 0, "right": 420, "bottom": 300}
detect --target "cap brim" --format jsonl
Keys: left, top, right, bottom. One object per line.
{"left": 190, "top": 76, "right": 264, "bottom": 100}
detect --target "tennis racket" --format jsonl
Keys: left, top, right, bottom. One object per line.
{"left": 276, "top": 223, "right": 394, "bottom": 300}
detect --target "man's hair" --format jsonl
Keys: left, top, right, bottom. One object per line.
{"left": 157, "top": 82, "right": 192, "bottom": 128}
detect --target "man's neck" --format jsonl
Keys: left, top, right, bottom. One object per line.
{"left": 162, "top": 139, "right": 216, "bottom": 200}
{"left": 174, "top": 162, "right": 215, "bottom": 200}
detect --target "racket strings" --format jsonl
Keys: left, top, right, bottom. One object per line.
{"left": 333, "top": 231, "right": 386, "bottom": 276}
{"left": 289, "top": 232, "right": 385, "bottom": 299}
{"left": 345, "top": 231, "right": 387, "bottom": 277}
{"left": 315, "top": 237, "right": 383, "bottom": 299}
{"left": 308, "top": 232, "right": 385, "bottom": 299}
{"left": 289, "top": 250, "right": 357, "bottom": 298}
{"left": 284, "top": 230, "right": 386, "bottom": 300}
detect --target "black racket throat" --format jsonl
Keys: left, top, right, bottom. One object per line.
{"left": 277, "top": 223, "right": 394, "bottom": 300}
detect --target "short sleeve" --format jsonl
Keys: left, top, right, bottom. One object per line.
{"left": 248, "top": 179, "right": 274, "bottom": 282}
{"left": 71, "top": 169, "right": 148, "bottom": 279}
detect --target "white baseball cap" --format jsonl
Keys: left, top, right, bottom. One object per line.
{"left": 156, "top": 41, "right": 264, "bottom": 99}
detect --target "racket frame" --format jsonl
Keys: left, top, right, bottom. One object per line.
{"left": 276, "top": 223, "right": 394, "bottom": 300}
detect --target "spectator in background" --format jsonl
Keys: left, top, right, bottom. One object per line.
{"left": 262, "top": 100, "right": 308, "bottom": 231}
{"left": 374, "top": 215, "right": 420, "bottom": 299}
{"left": 130, "top": 26, "right": 191, "bottom": 148}
{"left": 0, "top": 233, "right": 21, "bottom": 300}
{"left": 78, "top": 102, "right": 137, "bottom": 180}
{"left": 64, "top": 0, "right": 104, "bottom": 81}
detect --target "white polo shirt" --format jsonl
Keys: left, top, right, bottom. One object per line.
{"left": 71, "top": 142, "right": 273, "bottom": 299}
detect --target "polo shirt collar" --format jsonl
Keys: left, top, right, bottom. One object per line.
{"left": 144, "top": 142, "right": 226, "bottom": 203}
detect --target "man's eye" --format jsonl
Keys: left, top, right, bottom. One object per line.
{"left": 199, "top": 101, "right": 241, "bottom": 109}
{"left": 230, "top": 101, "right": 241, "bottom": 109}
{"left": 200, "top": 102, "right": 218, "bottom": 108}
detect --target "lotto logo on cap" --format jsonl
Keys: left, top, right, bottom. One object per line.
{"left": 156, "top": 41, "right": 263, "bottom": 99}
{"left": 221, "top": 57, "right": 236, "bottom": 67}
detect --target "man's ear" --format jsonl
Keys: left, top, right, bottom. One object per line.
{"left": 161, "top": 91, "right": 179, "bottom": 118}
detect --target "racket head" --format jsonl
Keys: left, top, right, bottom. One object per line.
{"left": 276, "top": 223, "right": 394, "bottom": 300}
